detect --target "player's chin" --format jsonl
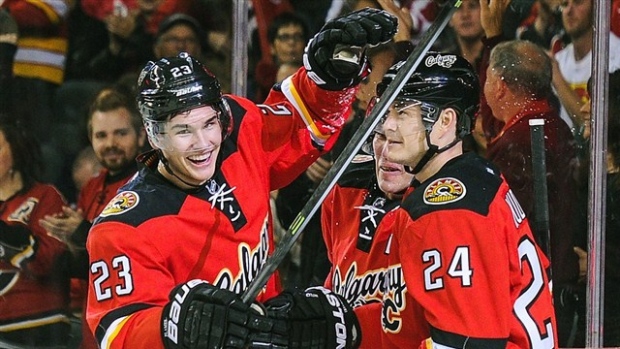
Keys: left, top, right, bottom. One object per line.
{"left": 186, "top": 165, "right": 216, "bottom": 184}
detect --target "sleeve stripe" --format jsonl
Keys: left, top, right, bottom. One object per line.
{"left": 10, "top": 236, "right": 35, "bottom": 267}
{"left": 280, "top": 76, "right": 330, "bottom": 146}
{"left": 100, "top": 315, "right": 131, "bottom": 349}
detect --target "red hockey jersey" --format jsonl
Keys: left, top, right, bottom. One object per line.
{"left": 0, "top": 183, "right": 69, "bottom": 330}
{"left": 78, "top": 167, "right": 136, "bottom": 222}
{"left": 384, "top": 152, "right": 557, "bottom": 349}
{"left": 86, "top": 69, "right": 355, "bottom": 349}
{"left": 322, "top": 155, "right": 428, "bottom": 348}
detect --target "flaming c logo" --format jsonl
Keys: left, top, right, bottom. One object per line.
{"left": 100, "top": 191, "right": 139, "bottom": 217}
{"left": 423, "top": 177, "right": 466, "bottom": 205}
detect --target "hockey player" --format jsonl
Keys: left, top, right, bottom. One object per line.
{"left": 320, "top": 119, "right": 426, "bottom": 348}
{"left": 85, "top": 8, "right": 397, "bottom": 349}
{"left": 378, "top": 53, "right": 558, "bottom": 348}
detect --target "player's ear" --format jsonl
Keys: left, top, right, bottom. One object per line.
{"left": 439, "top": 107, "right": 458, "bottom": 131}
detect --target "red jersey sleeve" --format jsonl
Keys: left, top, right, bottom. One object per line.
{"left": 258, "top": 68, "right": 356, "bottom": 189}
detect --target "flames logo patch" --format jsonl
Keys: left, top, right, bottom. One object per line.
{"left": 423, "top": 177, "right": 466, "bottom": 205}
{"left": 100, "top": 191, "right": 139, "bottom": 217}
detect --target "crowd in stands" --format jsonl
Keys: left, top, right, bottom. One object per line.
{"left": 1, "top": 0, "right": 619, "bottom": 347}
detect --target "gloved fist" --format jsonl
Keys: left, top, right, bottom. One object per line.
{"left": 252, "top": 286, "right": 361, "bottom": 349}
{"left": 304, "top": 8, "right": 398, "bottom": 90}
{"left": 162, "top": 279, "right": 270, "bottom": 349}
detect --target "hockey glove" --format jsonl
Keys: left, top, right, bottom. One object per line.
{"left": 304, "top": 8, "right": 397, "bottom": 91}
{"left": 0, "top": 221, "right": 37, "bottom": 268}
{"left": 162, "top": 279, "right": 271, "bottom": 349}
{"left": 252, "top": 286, "right": 361, "bottom": 349}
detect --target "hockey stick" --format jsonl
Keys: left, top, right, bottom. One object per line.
{"left": 529, "top": 119, "right": 551, "bottom": 265}
{"left": 530, "top": 119, "right": 582, "bottom": 346}
{"left": 242, "top": 0, "right": 463, "bottom": 304}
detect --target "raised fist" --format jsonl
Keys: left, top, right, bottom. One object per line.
{"left": 304, "top": 8, "right": 398, "bottom": 91}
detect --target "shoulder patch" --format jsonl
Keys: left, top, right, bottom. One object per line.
{"left": 423, "top": 177, "right": 466, "bottom": 205}
{"left": 100, "top": 191, "right": 139, "bottom": 217}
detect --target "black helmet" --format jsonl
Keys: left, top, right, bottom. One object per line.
{"left": 137, "top": 52, "right": 232, "bottom": 137}
{"left": 376, "top": 52, "right": 480, "bottom": 138}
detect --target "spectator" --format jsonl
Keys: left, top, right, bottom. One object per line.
{"left": 0, "top": 117, "right": 71, "bottom": 348}
{"left": 43, "top": 85, "right": 145, "bottom": 258}
{"left": 77, "top": 0, "right": 166, "bottom": 82}
{"left": 85, "top": 8, "right": 396, "bottom": 349}
{"left": 40, "top": 86, "right": 146, "bottom": 349}
{"left": 71, "top": 146, "right": 103, "bottom": 195}
{"left": 516, "top": 0, "right": 563, "bottom": 49}
{"left": 153, "top": 13, "right": 203, "bottom": 60}
{"left": 152, "top": 12, "right": 234, "bottom": 93}
{"left": 552, "top": 0, "right": 620, "bottom": 132}
{"left": 253, "top": 12, "right": 310, "bottom": 102}
{"left": 573, "top": 70, "right": 620, "bottom": 346}
{"left": 441, "top": 0, "right": 485, "bottom": 66}
{"left": 379, "top": 52, "right": 557, "bottom": 348}
{"left": 484, "top": 39, "right": 580, "bottom": 347}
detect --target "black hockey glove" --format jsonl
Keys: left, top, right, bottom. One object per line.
{"left": 161, "top": 279, "right": 271, "bottom": 349}
{"left": 251, "top": 286, "right": 361, "bottom": 349}
{"left": 304, "top": 8, "right": 397, "bottom": 91}
{"left": 0, "top": 221, "right": 37, "bottom": 268}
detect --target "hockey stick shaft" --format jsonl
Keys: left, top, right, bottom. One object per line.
{"left": 242, "top": 0, "right": 463, "bottom": 304}
{"left": 529, "top": 119, "right": 552, "bottom": 267}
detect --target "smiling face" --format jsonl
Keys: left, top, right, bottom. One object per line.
{"left": 91, "top": 107, "right": 145, "bottom": 175}
{"left": 157, "top": 106, "right": 223, "bottom": 188}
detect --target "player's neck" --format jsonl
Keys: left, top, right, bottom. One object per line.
{"left": 415, "top": 144, "right": 463, "bottom": 183}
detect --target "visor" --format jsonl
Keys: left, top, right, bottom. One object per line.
{"left": 145, "top": 109, "right": 222, "bottom": 154}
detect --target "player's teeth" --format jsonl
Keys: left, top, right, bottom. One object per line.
{"left": 189, "top": 154, "right": 208, "bottom": 161}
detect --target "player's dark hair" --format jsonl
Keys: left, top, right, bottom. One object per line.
{"left": 0, "top": 114, "right": 44, "bottom": 189}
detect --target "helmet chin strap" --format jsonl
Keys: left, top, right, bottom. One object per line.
{"left": 405, "top": 130, "right": 461, "bottom": 175}
{"left": 157, "top": 150, "right": 205, "bottom": 189}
